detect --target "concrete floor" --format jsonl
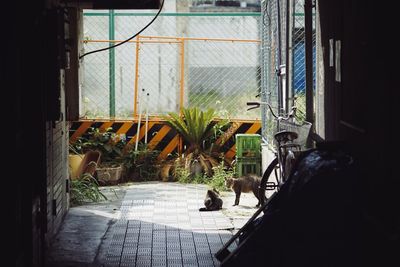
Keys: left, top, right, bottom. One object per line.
{"left": 46, "top": 182, "right": 261, "bottom": 267}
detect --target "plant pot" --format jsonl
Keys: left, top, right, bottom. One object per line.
{"left": 70, "top": 150, "right": 102, "bottom": 179}
{"left": 69, "top": 154, "right": 84, "bottom": 179}
{"left": 159, "top": 163, "right": 174, "bottom": 182}
{"left": 96, "top": 164, "right": 123, "bottom": 185}
{"left": 81, "top": 150, "right": 101, "bottom": 176}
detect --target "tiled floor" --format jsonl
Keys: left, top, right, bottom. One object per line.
{"left": 103, "top": 183, "right": 238, "bottom": 267}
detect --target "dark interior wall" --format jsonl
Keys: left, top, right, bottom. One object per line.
{"left": 12, "top": 1, "right": 47, "bottom": 266}
{"left": 10, "top": 1, "right": 70, "bottom": 266}
{"left": 318, "top": 0, "right": 396, "bottom": 264}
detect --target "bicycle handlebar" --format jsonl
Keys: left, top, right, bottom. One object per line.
{"left": 247, "top": 101, "right": 296, "bottom": 121}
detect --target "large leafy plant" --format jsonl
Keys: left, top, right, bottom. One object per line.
{"left": 166, "top": 107, "right": 228, "bottom": 152}
{"left": 164, "top": 107, "right": 229, "bottom": 177}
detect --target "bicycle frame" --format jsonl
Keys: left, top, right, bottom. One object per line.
{"left": 249, "top": 101, "right": 312, "bottom": 210}
{"left": 214, "top": 101, "right": 309, "bottom": 264}
{"left": 248, "top": 101, "right": 299, "bottom": 186}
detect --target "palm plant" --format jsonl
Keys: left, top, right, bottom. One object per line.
{"left": 164, "top": 107, "right": 229, "bottom": 177}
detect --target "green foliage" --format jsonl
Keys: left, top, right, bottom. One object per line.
{"left": 69, "top": 136, "right": 86, "bottom": 154}
{"left": 70, "top": 173, "right": 108, "bottom": 206}
{"left": 193, "top": 175, "right": 207, "bottom": 184}
{"left": 207, "top": 118, "right": 231, "bottom": 149}
{"left": 176, "top": 159, "right": 233, "bottom": 192}
{"left": 164, "top": 107, "right": 230, "bottom": 177}
{"left": 74, "top": 127, "right": 126, "bottom": 163}
{"left": 174, "top": 164, "right": 191, "bottom": 183}
{"left": 123, "top": 143, "right": 160, "bottom": 181}
{"left": 174, "top": 159, "right": 206, "bottom": 184}
{"left": 164, "top": 107, "right": 229, "bottom": 151}
{"left": 188, "top": 89, "right": 260, "bottom": 119}
{"left": 69, "top": 142, "right": 83, "bottom": 155}
{"left": 207, "top": 160, "right": 234, "bottom": 191}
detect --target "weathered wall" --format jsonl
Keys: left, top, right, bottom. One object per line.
{"left": 45, "top": 118, "right": 69, "bottom": 243}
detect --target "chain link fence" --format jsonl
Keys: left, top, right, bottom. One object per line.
{"left": 260, "top": 0, "right": 316, "bottom": 144}
{"left": 81, "top": 11, "right": 261, "bottom": 120}
{"left": 260, "top": 0, "right": 288, "bottom": 143}
{"left": 292, "top": 0, "right": 316, "bottom": 121}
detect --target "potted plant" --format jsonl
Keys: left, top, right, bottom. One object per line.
{"left": 74, "top": 127, "right": 126, "bottom": 185}
{"left": 123, "top": 143, "right": 160, "bottom": 182}
{"left": 164, "top": 107, "right": 230, "bottom": 179}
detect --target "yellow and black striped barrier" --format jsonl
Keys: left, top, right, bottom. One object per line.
{"left": 69, "top": 119, "right": 261, "bottom": 160}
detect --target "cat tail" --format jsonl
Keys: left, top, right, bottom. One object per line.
{"left": 199, "top": 207, "right": 212, "bottom": 211}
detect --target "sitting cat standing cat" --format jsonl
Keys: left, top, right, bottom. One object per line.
{"left": 199, "top": 188, "right": 223, "bottom": 211}
{"left": 225, "top": 174, "right": 265, "bottom": 207}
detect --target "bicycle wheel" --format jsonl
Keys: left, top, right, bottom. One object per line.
{"left": 258, "top": 157, "right": 280, "bottom": 206}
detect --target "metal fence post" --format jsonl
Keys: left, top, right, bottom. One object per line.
{"left": 285, "top": 0, "right": 291, "bottom": 112}
{"left": 276, "top": 0, "right": 283, "bottom": 113}
{"left": 109, "top": 10, "right": 115, "bottom": 117}
{"left": 133, "top": 36, "right": 140, "bottom": 117}
{"left": 178, "top": 38, "right": 185, "bottom": 155}
{"left": 179, "top": 37, "right": 185, "bottom": 115}
{"left": 304, "top": 0, "right": 314, "bottom": 125}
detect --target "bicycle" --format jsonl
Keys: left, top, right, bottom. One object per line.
{"left": 247, "top": 101, "right": 312, "bottom": 206}
{"left": 215, "top": 101, "right": 312, "bottom": 265}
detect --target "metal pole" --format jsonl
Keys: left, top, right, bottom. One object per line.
{"left": 276, "top": 0, "right": 283, "bottom": 113}
{"left": 144, "top": 92, "right": 150, "bottom": 144}
{"left": 109, "top": 10, "right": 115, "bottom": 117}
{"left": 285, "top": 0, "right": 290, "bottom": 112}
{"left": 179, "top": 38, "right": 185, "bottom": 115}
{"left": 135, "top": 88, "right": 145, "bottom": 151}
{"left": 260, "top": 1, "right": 266, "bottom": 141}
{"left": 178, "top": 38, "right": 185, "bottom": 155}
{"left": 304, "top": 0, "right": 314, "bottom": 125}
{"left": 291, "top": 0, "right": 296, "bottom": 107}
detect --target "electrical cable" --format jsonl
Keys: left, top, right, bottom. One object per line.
{"left": 79, "top": 0, "right": 164, "bottom": 59}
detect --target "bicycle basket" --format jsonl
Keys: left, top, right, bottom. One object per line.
{"left": 277, "top": 120, "right": 312, "bottom": 148}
